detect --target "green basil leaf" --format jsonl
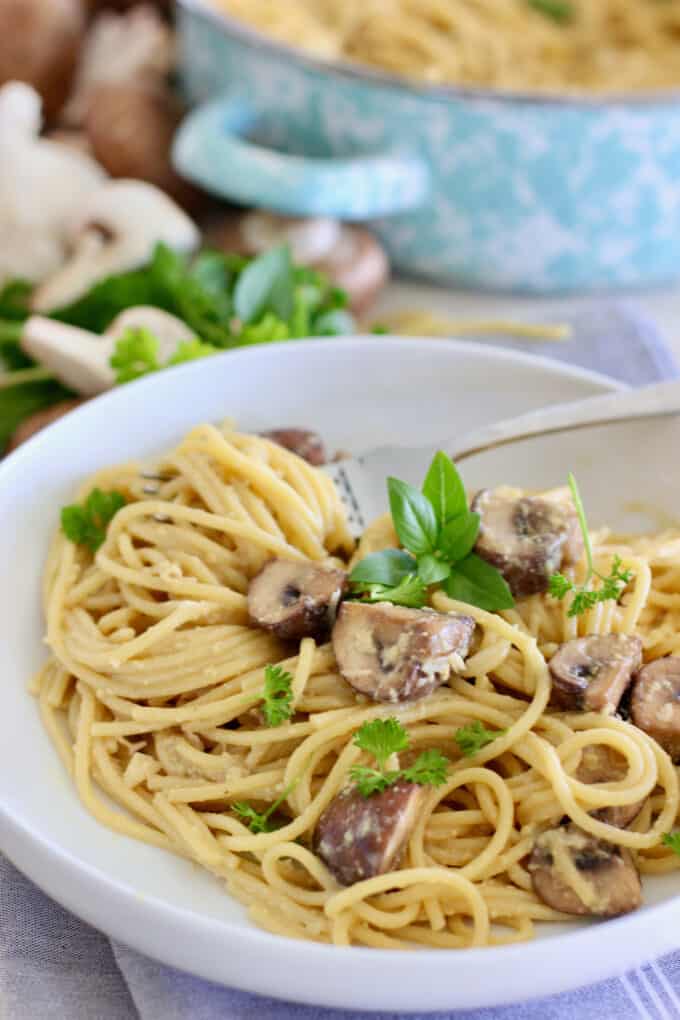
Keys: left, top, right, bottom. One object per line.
{"left": 422, "top": 451, "right": 467, "bottom": 527}
{"left": 234, "top": 246, "right": 293, "bottom": 324}
{"left": 417, "top": 553, "right": 451, "bottom": 585}
{"left": 349, "top": 549, "right": 417, "bottom": 586}
{"left": 0, "top": 279, "right": 32, "bottom": 321}
{"left": 444, "top": 553, "right": 514, "bottom": 611}
{"left": 438, "top": 511, "right": 480, "bottom": 564}
{"left": 388, "top": 477, "right": 438, "bottom": 556}
{"left": 312, "top": 308, "right": 355, "bottom": 336}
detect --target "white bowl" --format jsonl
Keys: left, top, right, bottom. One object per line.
{"left": 4, "top": 336, "right": 669, "bottom": 1013}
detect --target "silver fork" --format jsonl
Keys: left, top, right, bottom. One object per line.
{"left": 323, "top": 379, "right": 680, "bottom": 537}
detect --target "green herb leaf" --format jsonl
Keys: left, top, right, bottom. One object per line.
{"left": 348, "top": 765, "right": 401, "bottom": 798}
{"left": 0, "top": 279, "right": 32, "bottom": 320}
{"left": 353, "top": 718, "right": 410, "bottom": 771}
{"left": 422, "top": 451, "right": 467, "bottom": 527}
{"left": 167, "top": 338, "right": 217, "bottom": 366}
{"left": 234, "top": 246, "right": 293, "bottom": 325}
{"left": 445, "top": 553, "right": 514, "bottom": 611}
{"left": 401, "top": 748, "right": 449, "bottom": 786}
{"left": 548, "top": 474, "right": 633, "bottom": 618}
{"left": 262, "top": 664, "right": 294, "bottom": 727}
{"left": 232, "top": 778, "right": 298, "bottom": 834}
{"left": 351, "top": 573, "right": 428, "bottom": 609}
{"left": 238, "top": 314, "right": 290, "bottom": 346}
{"left": 454, "top": 721, "right": 504, "bottom": 758}
{"left": 388, "top": 477, "right": 438, "bottom": 556}
{"left": 349, "top": 549, "right": 418, "bottom": 587}
{"left": 417, "top": 553, "right": 451, "bottom": 586}
{"left": 662, "top": 831, "right": 680, "bottom": 856}
{"left": 61, "top": 488, "right": 126, "bottom": 552}
{"left": 0, "top": 379, "right": 73, "bottom": 453}
{"left": 313, "top": 309, "right": 355, "bottom": 336}
{"left": 438, "top": 511, "right": 480, "bottom": 563}
{"left": 110, "top": 328, "right": 161, "bottom": 384}
{"left": 527, "top": 0, "right": 574, "bottom": 23}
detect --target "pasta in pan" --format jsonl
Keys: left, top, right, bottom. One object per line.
{"left": 211, "top": 0, "right": 680, "bottom": 94}
{"left": 33, "top": 423, "right": 680, "bottom": 948}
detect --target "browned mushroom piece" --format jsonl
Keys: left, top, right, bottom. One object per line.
{"left": 471, "top": 489, "right": 582, "bottom": 599}
{"left": 528, "top": 823, "right": 642, "bottom": 917}
{"left": 0, "top": 0, "right": 85, "bottom": 120}
{"left": 248, "top": 559, "right": 347, "bottom": 640}
{"left": 5, "top": 399, "right": 85, "bottom": 454}
{"left": 332, "top": 602, "right": 475, "bottom": 703}
{"left": 631, "top": 657, "right": 680, "bottom": 760}
{"left": 549, "top": 634, "right": 642, "bottom": 715}
{"left": 575, "top": 743, "right": 646, "bottom": 829}
{"left": 260, "top": 428, "right": 327, "bottom": 466}
{"left": 315, "top": 780, "right": 425, "bottom": 886}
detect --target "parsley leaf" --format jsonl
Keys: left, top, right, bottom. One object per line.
{"left": 528, "top": 0, "right": 574, "bottom": 23}
{"left": 232, "top": 779, "right": 297, "bottom": 833}
{"left": 61, "top": 488, "right": 126, "bottom": 552}
{"left": 401, "top": 748, "right": 449, "bottom": 786}
{"left": 351, "top": 573, "right": 428, "bottom": 609}
{"left": 548, "top": 474, "right": 633, "bottom": 618}
{"left": 454, "top": 721, "right": 504, "bottom": 757}
{"left": 348, "top": 452, "right": 514, "bottom": 614}
{"left": 110, "top": 328, "right": 160, "bottom": 383}
{"left": 167, "top": 339, "right": 216, "bottom": 366}
{"left": 662, "top": 832, "right": 680, "bottom": 856}
{"left": 261, "top": 664, "right": 294, "bottom": 727}
{"left": 349, "top": 718, "right": 449, "bottom": 797}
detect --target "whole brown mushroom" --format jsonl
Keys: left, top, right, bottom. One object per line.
{"left": 0, "top": 0, "right": 85, "bottom": 120}
{"left": 85, "top": 83, "right": 204, "bottom": 212}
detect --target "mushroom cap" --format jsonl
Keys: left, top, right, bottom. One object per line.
{"left": 260, "top": 428, "right": 327, "bottom": 466}
{"left": 315, "top": 780, "right": 425, "bottom": 886}
{"left": 631, "top": 656, "right": 680, "bottom": 760}
{"left": 528, "top": 823, "right": 642, "bottom": 917}
{"left": 575, "top": 743, "right": 646, "bottom": 829}
{"left": 472, "top": 488, "right": 582, "bottom": 599}
{"left": 332, "top": 601, "right": 475, "bottom": 703}
{"left": 106, "top": 306, "right": 196, "bottom": 362}
{"left": 21, "top": 315, "right": 114, "bottom": 396}
{"left": 549, "top": 634, "right": 642, "bottom": 714}
{"left": 248, "top": 559, "right": 348, "bottom": 641}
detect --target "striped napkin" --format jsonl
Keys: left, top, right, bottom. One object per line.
{"left": 2, "top": 301, "right": 679, "bottom": 1020}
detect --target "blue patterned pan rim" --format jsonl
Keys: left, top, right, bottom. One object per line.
{"left": 179, "top": 0, "right": 680, "bottom": 109}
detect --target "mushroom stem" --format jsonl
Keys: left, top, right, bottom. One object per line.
{"left": 0, "top": 366, "right": 53, "bottom": 389}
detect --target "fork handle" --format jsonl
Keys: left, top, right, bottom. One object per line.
{"left": 452, "top": 378, "right": 680, "bottom": 461}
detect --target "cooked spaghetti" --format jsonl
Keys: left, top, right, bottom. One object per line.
{"left": 33, "top": 423, "right": 680, "bottom": 949}
{"left": 211, "top": 0, "right": 680, "bottom": 94}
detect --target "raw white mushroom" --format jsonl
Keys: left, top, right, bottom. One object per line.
{"left": 21, "top": 306, "right": 196, "bottom": 397}
{"left": 0, "top": 81, "right": 105, "bottom": 287}
{"left": 32, "top": 180, "right": 200, "bottom": 311}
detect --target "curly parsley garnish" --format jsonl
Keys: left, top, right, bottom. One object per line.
{"left": 662, "top": 832, "right": 680, "bottom": 857}
{"left": 528, "top": 0, "right": 574, "bottom": 23}
{"left": 233, "top": 780, "right": 297, "bottom": 834}
{"left": 61, "top": 488, "right": 126, "bottom": 552}
{"left": 349, "top": 452, "right": 514, "bottom": 613}
{"left": 261, "top": 664, "right": 294, "bottom": 727}
{"left": 454, "top": 721, "right": 505, "bottom": 758}
{"left": 548, "top": 473, "right": 633, "bottom": 618}
{"left": 349, "top": 718, "right": 449, "bottom": 798}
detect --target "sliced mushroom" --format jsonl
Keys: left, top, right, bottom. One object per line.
{"left": 332, "top": 602, "right": 475, "bottom": 703}
{"left": 260, "top": 428, "right": 326, "bottom": 466}
{"left": 549, "top": 634, "right": 642, "bottom": 715}
{"left": 5, "top": 398, "right": 84, "bottom": 453}
{"left": 576, "top": 744, "right": 646, "bottom": 829}
{"left": 528, "top": 823, "right": 641, "bottom": 917}
{"left": 315, "top": 780, "right": 425, "bottom": 886}
{"left": 631, "top": 657, "right": 680, "bottom": 760}
{"left": 472, "top": 488, "right": 582, "bottom": 599}
{"left": 248, "top": 559, "right": 347, "bottom": 640}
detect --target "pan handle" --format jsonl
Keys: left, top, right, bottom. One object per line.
{"left": 173, "top": 95, "right": 430, "bottom": 220}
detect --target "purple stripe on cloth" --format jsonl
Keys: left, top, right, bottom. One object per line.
{"left": 1, "top": 302, "right": 679, "bottom": 1020}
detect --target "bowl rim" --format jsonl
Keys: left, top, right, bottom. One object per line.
{"left": 178, "top": 0, "right": 680, "bottom": 110}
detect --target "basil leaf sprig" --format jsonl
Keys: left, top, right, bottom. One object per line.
{"left": 548, "top": 473, "right": 633, "bottom": 618}
{"left": 349, "top": 452, "right": 514, "bottom": 613}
